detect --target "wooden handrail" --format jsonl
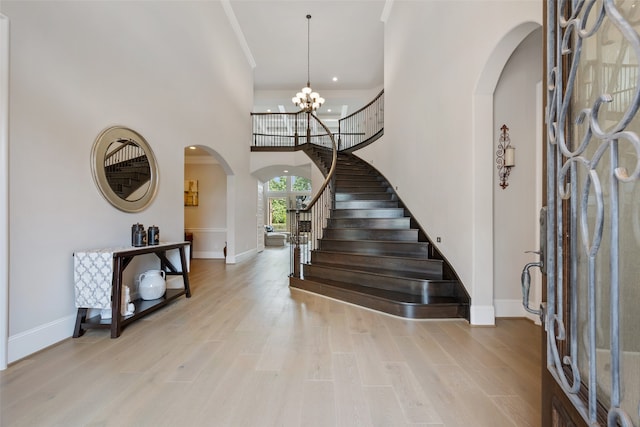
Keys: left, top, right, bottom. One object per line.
{"left": 290, "top": 113, "right": 337, "bottom": 278}
{"left": 301, "top": 114, "right": 337, "bottom": 212}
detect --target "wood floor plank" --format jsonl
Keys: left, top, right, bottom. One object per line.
{"left": 328, "top": 311, "right": 354, "bottom": 353}
{"left": 164, "top": 340, "right": 223, "bottom": 382}
{"left": 492, "top": 395, "right": 540, "bottom": 427}
{"left": 385, "top": 361, "right": 443, "bottom": 424}
{"left": 304, "top": 326, "right": 333, "bottom": 380}
{"left": 332, "top": 353, "right": 375, "bottom": 427}
{"left": 301, "top": 380, "right": 336, "bottom": 427}
{"left": 365, "top": 386, "right": 431, "bottom": 427}
{"left": 351, "top": 333, "right": 392, "bottom": 386}
{"left": 0, "top": 250, "right": 542, "bottom": 426}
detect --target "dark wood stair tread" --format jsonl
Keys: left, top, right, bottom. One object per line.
{"left": 290, "top": 151, "right": 469, "bottom": 321}
{"left": 290, "top": 277, "right": 468, "bottom": 319}
{"left": 309, "top": 261, "right": 442, "bottom": 281}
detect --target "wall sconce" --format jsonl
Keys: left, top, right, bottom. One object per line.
{"left": 496, "top": 124, "right": 515, "bottom": 189}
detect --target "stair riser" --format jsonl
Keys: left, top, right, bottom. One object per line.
{"left": 331, "top": 209, "right": 405, "bottom": 219}
{"left": 335, "top": 181, "right": 386, "bottom": 190}
{"left": 335, "top": 186, "right": 389, "bottom": 193}
{"left": 335, "top": 173, "right": 375, "bottom": 179}
{"left": 303, "top": 265, "right": 458, "bottom": 298}
{"left": 290, "top": 277, "right": 468, "bottom": 319}
{"left": 335, "top": 173, "right": 380, "bottom": 180}
{"left": 318, "top": 240, "right": 428, "bottom": 258}
{"left": 323, "top": 229, "right": 418, "bottom": 241}
{"left": 335, "top": 200, "right": 398, "bottom": 209}
{"left": 327, "top": 218, "right": 410, "bottom": 229}
{"left": 335, "top": 193, "right": 394, "bottom": 202}
{"left": 311, "top": 251, "right": 443, "bottom": 277}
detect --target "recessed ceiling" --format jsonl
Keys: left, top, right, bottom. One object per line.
{"left": 229, "top": 0, "right": 386, "bottom": 117}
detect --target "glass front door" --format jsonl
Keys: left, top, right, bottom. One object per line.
{"left": 543, "top": 1, "right": 640, "bottom": 425}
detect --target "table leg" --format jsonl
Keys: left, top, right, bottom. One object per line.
{"left": 179, "top": 246, "right": 192, "bottom": 298}
{"left": 73, "top": 308, "right": 88, "bottom": 338}
{"left": 111, "top": 256, "right": 124, "bottom": 338}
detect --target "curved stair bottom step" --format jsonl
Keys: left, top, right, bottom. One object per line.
{"left": 289, "top": 277, "right": 469, "bottom": 320}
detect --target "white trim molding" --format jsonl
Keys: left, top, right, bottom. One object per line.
{"left": 193, "top": 251, "right": 225, "bottom": 259}
{"left": 233, "top": 247, "right": 256, "bottom": 264}
{"left": 8, "top": 315, "right": 76, "bottom": 364}
{"left": 220, "top": 0, "right": 256, "bottom": 69}
{"left": 184, "top": 227, "right": 227, "bottom": 259}
{"left": 470, "top": 304, "right": 496, "bottom": 326}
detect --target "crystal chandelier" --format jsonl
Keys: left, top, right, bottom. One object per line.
{"left": 292, "top": 14, "right": 325, "bottom": 112}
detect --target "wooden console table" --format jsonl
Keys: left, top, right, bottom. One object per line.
{"left": 73, "top": 241, "right": 191, "bottom": 338}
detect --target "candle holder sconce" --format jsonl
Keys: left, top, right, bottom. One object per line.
{"left": 496, "top": 124, "right": 515, "bottom": 189}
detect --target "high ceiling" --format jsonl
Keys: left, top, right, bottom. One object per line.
{"left": 229, "top": 0, "right": 387, "bottom": 118}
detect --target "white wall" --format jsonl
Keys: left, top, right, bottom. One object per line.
{"left": 493, "top": 28, "right": 543, "bottom": 318}
{"left": 358, "top": 1, "right": 542, "bottom": 324}
{"left": 185, "top": 158, "right": 228, "bottom": 259}
{"left": 2, "top": 1, "right": 254, "bottom": 362}
{"left": 0, "top": 13, "right": 9, "bottom": 369}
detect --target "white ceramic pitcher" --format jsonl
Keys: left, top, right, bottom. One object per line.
{"left": 138, "top": 270, "right": 166, "bottom": 300}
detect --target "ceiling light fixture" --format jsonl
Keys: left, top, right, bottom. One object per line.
{"left": 292, "top": 14, "right": 324, "bottom": 112}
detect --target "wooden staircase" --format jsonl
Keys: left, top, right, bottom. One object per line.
{"left": 290, "top": 151, "right": 470, "bottom": 320}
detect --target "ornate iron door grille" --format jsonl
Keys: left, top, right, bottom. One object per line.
{"left": 546, "top": 1, "right": 640, "bottom": 425}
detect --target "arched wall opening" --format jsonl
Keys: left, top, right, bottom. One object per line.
{"left": 184, "top": 145, "right": 233, "bottom": 261}
{"left": 252, "top": 163, "right": 314, "bottom": 246}
{"left": 492, "top": 27, "right": 544, "bottom": 323}
{"left": 471, "top": 21, "right": 543, "bottom": 325}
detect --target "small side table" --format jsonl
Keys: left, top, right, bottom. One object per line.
{"left": 73, "top": 241, "right": 191, "bottom": 338}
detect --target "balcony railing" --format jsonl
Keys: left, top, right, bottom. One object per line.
{"left": 337, "top": 89, "right": 384, "bottom": 152}
{"left": 251, "top": 90, "right": 384, "bottom": 152}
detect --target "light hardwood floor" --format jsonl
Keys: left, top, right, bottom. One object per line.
{"left": 0, "top": 246, "right": 541, "bottom": 426}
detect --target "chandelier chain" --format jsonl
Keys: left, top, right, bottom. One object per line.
{"left": 292, "top": 13, "right": 324, "bottom": 112}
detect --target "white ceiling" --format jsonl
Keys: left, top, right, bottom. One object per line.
{"left": 228, "top": 0, "right": 387, "bottom": 118}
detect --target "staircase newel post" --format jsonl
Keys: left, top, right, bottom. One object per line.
{"left": 306, "top": 112, "right": 311, "bottom": 145}
{"left": 293, "top": 210, "right": 301, "bottom": 278}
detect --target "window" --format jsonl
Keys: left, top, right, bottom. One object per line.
{"left": 268, "top": 176, "right": 287, "bottom": 191}
{"left": 268, "top": 197, "right": 287, "bottom": 231}
{"left": 264, "top": 175, "right": 312, "bottom": 231}
{"left": 292, "top": 176, "right": 311, "bottom": 191}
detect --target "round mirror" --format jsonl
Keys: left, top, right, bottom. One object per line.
{"left": 91, "top": 126, "right": 159, "bottom": 213}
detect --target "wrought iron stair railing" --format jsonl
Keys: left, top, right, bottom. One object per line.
{"left": 287, "top": 115, "right": 337, "bottom": 277}
{"left": 337, "top": 89, "right": 384, "bottom": 152}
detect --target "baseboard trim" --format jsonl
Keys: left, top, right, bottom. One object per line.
{"left": 470, "top": 304, "right": 495, "bottom": 326}
{"left": 8, "top": 314, "right": 75, "bottom": 364}
{"left": 193, "top": 251, "right": 225, "bottom": 259}
{"left": 233, "top": 248, "right": 256, "bottom": 264}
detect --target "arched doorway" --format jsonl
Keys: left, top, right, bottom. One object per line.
{"left": 184, "top": 145, "right": 233, "bottom": 262}
{"left": 471, "top": 21, "right": 543, "bottom": 325}
{"left": 492, "top": 27, "right": 543, "bottom": 323}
